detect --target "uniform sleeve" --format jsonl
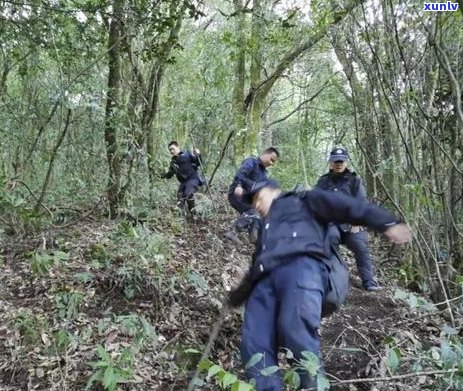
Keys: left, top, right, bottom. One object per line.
{"left": 234, "top": 158, "right": 257, "bottom": 189}
{"left": 163, "top": 160, "right": 175, "bottom": 179}
{"left": 302, "top": 189, "right": 398, "bottom": 233}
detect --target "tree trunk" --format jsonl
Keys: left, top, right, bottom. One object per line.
{"left": 231, "top": 0, "right": 247, "bottom": 160}
{"left": 104, "top": 0, "right": 124, "bottom": 218}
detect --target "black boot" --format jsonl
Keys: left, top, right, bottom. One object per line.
{"left": 187, "top": 198, "right": 196, "bottom": 214}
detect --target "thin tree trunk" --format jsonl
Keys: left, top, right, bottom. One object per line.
{"left": 104, "top": 0, "right": 124, "bottom": 218}
{"left": 232, "top": 0, "right": 247, "bottom": 159}
{"left": 34, "top": 108, "right": 73, "bottom": 213}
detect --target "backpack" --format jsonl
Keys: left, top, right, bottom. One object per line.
{"left": 320, "top": 246, "right": 349, "bottom": 318}
{"left": 294, "top": 191, "right": 349, "bottom": 317}
{"left": 186, "top": 151, "right": 207, "bottom": 187}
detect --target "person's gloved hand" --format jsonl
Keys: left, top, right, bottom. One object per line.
{"left": 228, "top": 271, "right": 254, "bottom": 308}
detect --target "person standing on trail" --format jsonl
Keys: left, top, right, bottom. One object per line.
{"left": 315, "top": 147, "right": 381, "bottom": 291}
{"left": 227, "top": 147, "right": 279, "bottom": 239}
{"left": 228, "top": 179, "right": 412, "bottom": 390}
{"left": 161, "top": 141, "right": 202, "bottom": 214}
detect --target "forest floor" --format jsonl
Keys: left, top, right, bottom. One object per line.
{"left": 0, "top": 194, "right": 453, "bottom": 391}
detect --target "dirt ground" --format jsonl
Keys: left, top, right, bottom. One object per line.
{"left": 0, "top": 208, "right": 451, "bottom": 391}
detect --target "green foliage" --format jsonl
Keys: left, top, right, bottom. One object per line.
{"left": 385, "top": 346, "right": 402, "bottom": 373}
{"left": 53, "top": 329, "right": 75, "bottom": 352}
{"left": 192, "top": 192, "right": 214, "bottom": 219}
{"left": 198, "top": 350, "right": 329, "bottom": 391}
{"left": 295, "top": 351, "right": 329, "bottom": 391}
{"left": 89, "top": 224, "right": 171, "bottom": 300}
{"left": 404, "top": 183, "right": 443, "bottom": 212}
{"left": 186, "top": 270, "right": 209, "bottom": 294}
{"left": 87, "top": 314, "right": 157, "bottom": 390}
{"left": 29, "top": 250, "right": 69, "bottom": 276}
{"left": 86, "top": 344, "right": 134, "bottom": 391}
{"left": 0, "top": 180, "right": 47, "bottom": 233}
{"left": 394, "top": 289, "right": 437, "bottom": 312}
{"left": 198, "top": 359, "right": 255, "bottom": 390}
{"left": 113, "top": 313, "right": 157, "bottom": 350}
{"left": 52, "top": 287, "right": 84, "bottom": 320}
{"left": 393, "top": 261, "right": 422, "bottom": 289}
{"left": 392, "top": 290, "right": 463, "bottom": 388}
{"left": 89, "top": 243, "right": 109, "bottom": 262}
{"left": 11, "top": 309, "right": 47, "bottom": 346}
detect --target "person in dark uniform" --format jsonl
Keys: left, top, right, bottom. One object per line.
{"left": 227, "top": 147, "right": 279, "bottom": 238}
{"left": 229, "top": 179, "right": 411, "bottom": 390}
{"left": 316, "top": 147, "right": 380, "bottom": 291}
{"left": 161, "top": 141, "right": 202, "bottom": 214}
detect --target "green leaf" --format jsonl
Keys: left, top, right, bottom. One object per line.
{"left": 386, "top": 347, "right": 401, "bottom": 372}
{"left": 221, "top": 372, "right": 238, "bottom": 387}
{"left": 198, "top": 359, "right": 213, "bottom": 371}
{"left": 393, "top": 289, "right": 408, "bottom": 300}
{"left": 88, "top": 360, "right": 108, "bottom": 368}
{"left": 85, "top": 370, "right": 102, "bottom": 390}
{"left": 441, "top": 341, "right": 457, "bottom": 364}
{"left": 74, "top": 272, "right": 94, "bottom": 283}
{"left": 191, "top": 377, "right": 205, "bottom": 387}
{"left": 245, "top": 352, "right": 263, "bottom": 369}
{"left": 408, "top": 294, "right": 418, "bottom": 308}
{"left": 260, "top": 365, "right": 280, "bottom": 376}
{"left": 231, "top": 381, "right": 255, "bottom": 391}
{"left": 300, "top": 351, "right": 320, "bottom": 377}
{"left": 53, "top": 251, "right": 70, "bottom": 261}
{"left": 383, "top": 336, "right": 396, "bottom": 346}
{"left": 431, "top": 347, "right": 441, "bottom": 361}
{"left": 284, "top": 349, "right": 294, "bottom": 359}
{"left": 96, "top": 345, "right": 111, "bottom": 362}
{"left": 283, "top": 369, "right": 301, "bottom": 388}
{"left": 103, "top": 366, "right": 115, "bottom": 390}
{"left": 206, "top": 364, "right": 223, "bottom": 380}
{"left": 317, "top": 373, "right": 330, "bottom": 390}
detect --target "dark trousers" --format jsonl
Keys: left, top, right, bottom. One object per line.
{"left": 228, "top": 190, "right": 253, "bottom": 214}
{"left": 177, "top": 177, "right": 199, "bottom": 212}
{"left": 341, "top": 230, "right": 376, "bottom": 288}
{"left": 241, "top": 257, "right": 329, "bottom": 390}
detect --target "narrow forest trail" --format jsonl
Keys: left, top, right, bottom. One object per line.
{"left": 0, "top": 200, "right": 448, "bottom": 391}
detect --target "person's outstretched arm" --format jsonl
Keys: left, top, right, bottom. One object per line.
{"left": 302, "top": 189, "right": 411, "bottom": 243}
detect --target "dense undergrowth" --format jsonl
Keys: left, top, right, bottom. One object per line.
{"left": 0, "top": 186, "right": 463, "bottom": 391}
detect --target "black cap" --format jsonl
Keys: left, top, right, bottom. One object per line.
{"left": 329, "top": 147, "right": 349, "bottom": 162}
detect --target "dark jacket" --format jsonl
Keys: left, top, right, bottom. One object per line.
{"left": 315, "top": 169, "right": 366, "bottom": 233}
{"left": 229, "top": 157, "right": 268, "bottom": 193}
{"left": 251, "top": 189, "right": 397, "bottom": 281}
{"left": 315, "top": 169, "right": 366, "bottom": 199}
{"left": 163, "top": 151, "right": 200, "bottom": 183}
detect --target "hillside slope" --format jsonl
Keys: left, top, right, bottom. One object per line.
{"left": 0, "top": 200, "right": 456, "bottom": 390}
